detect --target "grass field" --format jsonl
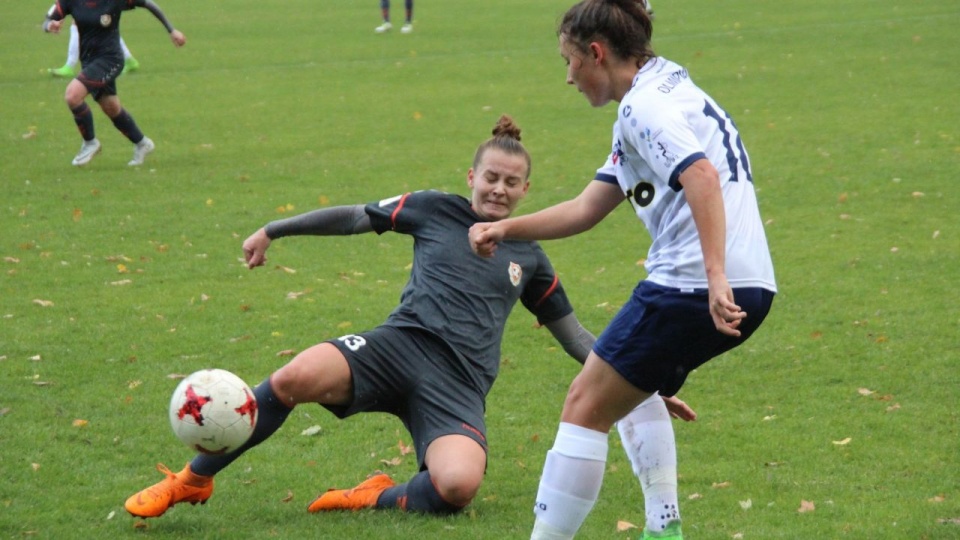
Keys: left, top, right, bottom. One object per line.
{"left": 1, "top": 0, "right": 958, "bottom": 538}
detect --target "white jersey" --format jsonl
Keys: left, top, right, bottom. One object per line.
{"left": 596, "top": 57, "right": 777, "bottom": 293}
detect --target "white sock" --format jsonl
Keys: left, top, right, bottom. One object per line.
{"left": 617, "top": 393, "right": 680, "bottom": 532}
{"left": 531, "top": 422, "right": 608, "bottom": 539}
{"left": 120, "top": 37, "right": 133, "bottom": 60}
{"left": 67, "top": 24, "right": 79, "bottom": 68}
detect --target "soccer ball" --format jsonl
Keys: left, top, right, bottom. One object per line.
{"left": 168, "top": 369, "right": 258, "bottom": 454}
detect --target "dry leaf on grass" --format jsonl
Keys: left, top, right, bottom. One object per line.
{"left": 301, "top": 425, "right": 323, "bottom": 436}
{"left": 616, "top": 520, "right": 638, "bottom": 532}
{"left": 798, "top": 500, "right": 815, "bottom": 513}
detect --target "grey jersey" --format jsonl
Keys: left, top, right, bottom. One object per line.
{"left": 365, "top": 190, "right": 573, "bottom": 391}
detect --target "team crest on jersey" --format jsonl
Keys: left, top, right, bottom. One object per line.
{"left": 508, "top": 262, "right": 522, "bottom": 287}
{"left": 100, "top": 14, "right": 112, "bottom": 27}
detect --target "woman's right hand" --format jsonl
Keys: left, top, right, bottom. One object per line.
{"left": 242, "top": 227, "right": 271, "bottom": 269}
{"left": 468, "top": 222, "right": 502, "bottom": 258}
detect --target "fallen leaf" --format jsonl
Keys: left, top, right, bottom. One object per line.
{"left": 832, "top": 438, "right": 852, "bottom": 446}
{"left": 928, "top": 494, "right": 946, "bottom": 503}
{"left": 32, "top": 463, "right": 41, "bottom": 471}
{"left": 858, "top": 388, "right": 875, "bottom": 396}
{"left": 688, "top": 493, "right": 702, "bottom": 500}
{"left": 72, "top": 419, "right": 89, "bottom": 427}
{"left": 712, "top": 482, "right": 731, "bottom": 489}
{"left": 616, "top": 521, "right": 638, "bottom": 532}
{"left": 798, "top": 500, "right": 815, "bottom": 513}
{"left": 32, "top": 299, "right": 54, "bottom": 307}
{"left": 380, "top": 457, "right": 402, "bottom": 467}
{"left": 281, "top": 490, "right": 294, "bottom": 503}
{"left": 398, "top": 440, "right": 413, "bottom": 456}
{"left": 166, "top": 373, "right": 188, "bottom": 380}
{"left": 276, "top": 349, "right": 296, "bottom": 357}
{"left": 886, "top": 403, "right": 901, "bottom": 412}
{"left": 301, "top": 425, "right": 323, "bottom": 436}
{"left": 106, "top": 510, "right": 115, "bottom": 520}
{"left": 739, "top": 499, "right": 752, "bottom": 510}
{"left": 276, "top": 265, "right": 297, "bottom": 274}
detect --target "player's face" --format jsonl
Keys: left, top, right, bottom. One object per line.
{"left": 560, "top": 36, "right": 612, "bottom": 108}
{"left": 468, "top": 148, "right": 530, "bottom": 222}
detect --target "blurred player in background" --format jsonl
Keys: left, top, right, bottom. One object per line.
{"left": 48, "top": 22, "right": 140, "bottom": 78}
{"left": 41, "top": 0, "right": 185, "bottom": 167}
{"left": 375, "top": 0, "right": 413, "bottom": 33}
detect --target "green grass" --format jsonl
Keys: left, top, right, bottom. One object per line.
{"left": 2, "top": 0, "right": 959, "bottom": 538}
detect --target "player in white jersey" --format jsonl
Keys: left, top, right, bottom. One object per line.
{"left": 469, "top": 1, "right": 776, "bottom": 539}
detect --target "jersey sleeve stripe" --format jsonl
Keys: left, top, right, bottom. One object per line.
{"left": 533, "top": 274, "right": 560, "bottom": 307}
{"left": 668, "top": 152, "right": 706, "bottom": 191}
{"left": 594, "top": 172, "right": 618, "bottom": 185}
{"left": 389, "top": 192, "right": 411, "bottom": 231}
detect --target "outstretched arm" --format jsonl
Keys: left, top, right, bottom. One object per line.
{"left": 469, "top": 180, "right": 624, "bottom": 258}
{"left": 242, "top": 205, "right": 373, "bottom": 269}
{"left": 141, "top": 0, "right": 186, "bottom": 46}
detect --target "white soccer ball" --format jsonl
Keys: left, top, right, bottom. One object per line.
{"left": 168, "top": 369, "right": 258, "bottom": 454}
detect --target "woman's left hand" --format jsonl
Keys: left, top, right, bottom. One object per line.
{"left": 170, "top": 29, "right": 186, "bottom": 47}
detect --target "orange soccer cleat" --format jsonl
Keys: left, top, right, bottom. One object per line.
{"left": 307, "top": 473, "right": 395, "bottom": 512}
{"left": 124, "top": 463, "right": 214, "bottom": 518}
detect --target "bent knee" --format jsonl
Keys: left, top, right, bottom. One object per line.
{"left": 432, "top": 470, "right": 483, "bottom": 508}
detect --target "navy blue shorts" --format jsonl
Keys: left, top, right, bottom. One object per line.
{"left": 323, "top": 325, "right": 488, "bottom": 469}
{"left": 594, "top": 281, "right": 774, "bottom": 396}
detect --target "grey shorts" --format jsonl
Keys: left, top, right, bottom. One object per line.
{"left": 324, "top": 325, "right": 488, "bottom": 468}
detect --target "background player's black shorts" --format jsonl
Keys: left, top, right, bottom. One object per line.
{"left": 324, "top": 325, "right": 488, "bottom": 469}
{"left": 77, "top": 55, "right": 123, "bottom": 100}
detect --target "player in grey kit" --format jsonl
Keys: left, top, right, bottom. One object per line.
{"left": 42, "top": 0, "right": 185, "bottom": 166}
{"left": 126, "top": 115, "right": 606, "bottom": 519}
